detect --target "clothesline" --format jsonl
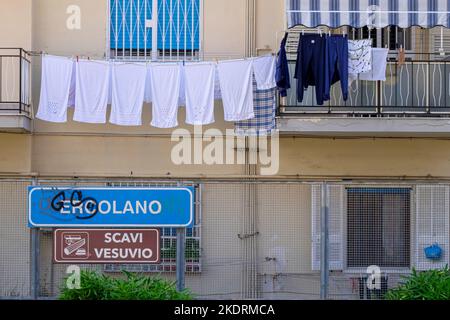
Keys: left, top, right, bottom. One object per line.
{"left": 286, "top": 10, "right": 450, "bottom": 14}
{"left": 36, "top": 53, "right": 278, "bottom": 136}
{"left": 26, "top": 50, "right": 274, "bottom": 64}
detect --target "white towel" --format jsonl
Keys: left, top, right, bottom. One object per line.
{"left": 73, "top": 59, "right": 110, "bottom": 124}
{"left": 110, "top": 62, "right": 147, "bottom": 126}
{"left": 144, "top": 64, "right": 152, "bottom": 103}
{"left": 179, "top": 69, "right": 186, "bottom": 106}
{"left": 36, "top": 55, "right": 74, "bottom": 123}
{"left": 359, "top": 48, "right": 389, "bottom": 81}
{"left": 149, "top": 63, "right": 181, "bottom": 128}
{"left": 217, "top": 59, "right": 254, "bottom": 121}
{"left": 184, "top": 62, "right": 216, "bottom": 126}
{"left": 214, "top": 64, "right": 222, "bottom": 100}
{"left": 67, "top": 60, "right": 76, "bottom": 108}
{"left": 252, "top": 55, "right": 276, "bottom": 90}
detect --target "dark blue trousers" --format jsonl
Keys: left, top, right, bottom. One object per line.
{"left": 294, "top": 34, "right": 329, "bottom": 106}
{"left": 326, "top": 35, "right": 349, "bottom": 101}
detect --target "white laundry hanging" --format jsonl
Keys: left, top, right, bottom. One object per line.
{"left": 73, "top": 59, "right": 110, "bottom": 124}
{"left": 348, "top": 39, "right": 372, "bottom": 86}
{"left": 67, "top": 60, "right": 76, "bottom": 108}
{"left": 110, "top": 62, "right": 147, "bottom": 126}
{"left": 214, "top": 64, "right": 222, "bottom": 100}
{"left": 183, "top": 62, "right": 216, "bottom": 126}
{"left": 144, "top": 64, "right": 152, "bottom": 103}
{"left": 359, "top": 48, "right": 389, "bottom": 81}
{"left": 36, "top": 55, "right": 74, "bottom": 123}
{"left": 149, "top": 63, "right": 181, "bottom": 128}
{"left": 179, "top": 68, "right": 186, "bottom": 106}
{"left": 252, "top": 55, "right": 277, "bottom": 90}
{"left": 217, "top": 59, "right": 255, "bottom": 121}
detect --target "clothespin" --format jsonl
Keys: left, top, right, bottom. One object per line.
{"left": 76, "top": 55, "right": 79, "bottom": 62}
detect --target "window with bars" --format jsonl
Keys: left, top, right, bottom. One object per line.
{"left": 312, "top": 185, "right": 449, "bottom": 272}
{"left": 109, "top": 0, "right": 201, "bottom": 60}
{"left": 346, "top": 188, "right": 411, "bottom": 269}
{"left": 348, "top": 26, "right": 412, "bottom": 51}
{"left": 103, "top": 183, "right": 201, "bottom": 273}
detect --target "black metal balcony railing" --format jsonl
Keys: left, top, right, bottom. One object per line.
{"left": 0, "top": 48, "right": 32, "bottom": 116}
{"left": 279, "top": 56, "right": 450, "bottom": 117}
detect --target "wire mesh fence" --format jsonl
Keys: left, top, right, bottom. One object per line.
{"left": 0, "top": 179, "right": 449, "bottom": 300}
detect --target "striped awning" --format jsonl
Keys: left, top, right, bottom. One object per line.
{"left": 287, "top": 0, "right": 450, "bottom": 29}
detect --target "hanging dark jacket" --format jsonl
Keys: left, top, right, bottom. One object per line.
{"left": 275, "top": 33, "right": 291, "bottom": 97}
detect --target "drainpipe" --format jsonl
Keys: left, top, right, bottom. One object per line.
{"left": 241, "top": 0, "right": 258, "bottom": 299}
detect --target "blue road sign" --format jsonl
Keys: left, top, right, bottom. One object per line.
{"left": 28, "top": 186, "right": 194, "bottom": 228}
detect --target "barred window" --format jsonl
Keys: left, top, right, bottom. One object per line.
{"left": 109, "top": 0, "right": 201, "bottom": 60}
{"left": 347, "top": 188, "right": 411, "bottom": 269}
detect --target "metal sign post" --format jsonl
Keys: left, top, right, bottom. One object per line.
{"left": 30, "top": 178, "right": 40, "bottom": 300}
{"left": 176, "top": 228, "right": 186, "bottom": 292}
{"left": 30, "top": 228, "right": 40, "bottom": 299}
{"left": 320, "top": 183, "right": 329, "bottom": 300}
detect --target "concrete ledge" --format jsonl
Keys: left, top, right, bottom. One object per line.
{"left": 278, "top": 117, "right": 450, "bottom": 137}
{"left": 0, "top": 115, "right": 31, "bottom": 133}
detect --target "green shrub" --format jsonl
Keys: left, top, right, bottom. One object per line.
{"left": 59, "top": 270, "right": 193, "bottom": 300}
{"left": 385, "top": 266, "right": 450, "bottom": 300}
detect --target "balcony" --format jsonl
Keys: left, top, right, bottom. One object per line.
{"left": 278, "top": 57, "right": 450, "bottom": 137}
{"left": 0, "top": 48, "right": 32, "bottom": 133}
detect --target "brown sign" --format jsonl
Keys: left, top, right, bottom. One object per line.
{"left": 54, "top": 229, "right": 160, "bottom": 264}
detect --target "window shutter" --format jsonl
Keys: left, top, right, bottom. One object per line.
{"left": 328, "top": 186, "right": 345, "bottom": 270}
{"left": 311, "top": 185, "right": 344, "bottom": 271}
{"left": 430, "top": 28, "right": 450, "bottom": 58}
{"left": 414, "top": 185, "right": 450, "bottom": 270}
{"left": 110, "top": 0, "right": 153, "bottom": 50}
{"left": 158, "top": 0, "right": 200, "bottom": 51}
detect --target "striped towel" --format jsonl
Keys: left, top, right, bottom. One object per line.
{"left": 234, "top": 80, "right": 276, "bottom": 136}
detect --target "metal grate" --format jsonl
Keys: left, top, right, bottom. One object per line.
{"left": 109, "top": 0, "right": 202, "bottom": 61}
{"left": 102, "top": 182, "right": 201, "bottom": 274}
{"left": 2, "top": 180, "right": 450, "bottom": 299}
{"left": 0, "top": 181, "right": 31, "bottom": 298}
{"left": 346, "top": 188, "right": 411, "bottom": 269}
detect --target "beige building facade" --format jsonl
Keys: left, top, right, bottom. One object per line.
{"left": 1, "top": 0, "right": 450, "bottom": 300}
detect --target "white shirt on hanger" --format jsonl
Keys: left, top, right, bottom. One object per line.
{"left": 149, "top": 63, "right": 181, "bottom": 128}
{"left": 183, "top": 62, "right": 216, "bottom": 126}
{"left": 110, "top": 62, "right": 147, "bottom": 126}
{"left": 36, "top": 55, "right": 74, "bottom": 123}
{"left": 73, "top": 59, "right": 110, "bottom": 124}
{"left": 217, "top": 59, "right": 255, "bottom": 121}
